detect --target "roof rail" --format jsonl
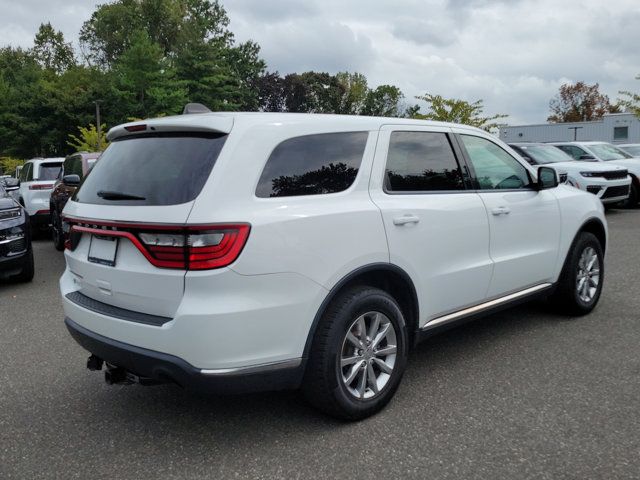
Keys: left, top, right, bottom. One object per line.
{"left": 183, "top": 103, "right": 211, "bottom": 115}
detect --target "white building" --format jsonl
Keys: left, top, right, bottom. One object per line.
{"left": 499, "top": 113, "right": 640, "bottom": 144}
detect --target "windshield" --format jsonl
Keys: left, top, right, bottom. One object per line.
{"left": 620, "top": 145, "right": 640, "bottom": 157}
{"left": 74, "top": 133, "right": 227, "bottom": 206}
{"left": 589, "top": 144, "right": 633, "bottom": 161}
{"left": 517, "top": 145, "right": 574, "bottom": 164}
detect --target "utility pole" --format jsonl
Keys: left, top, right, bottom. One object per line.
{"left": 95, "top": 101, "right": 102, "bottom": 151}
{"left": 568, "top": 126, "right": 583, "bottom": 141}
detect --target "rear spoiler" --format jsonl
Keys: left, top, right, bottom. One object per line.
{"left": 106, "top": 114, "right": 234, "bottom": 141}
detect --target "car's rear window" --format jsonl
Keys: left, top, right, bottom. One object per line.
{"left": 256, "top": 132, "right": 368, "bottom": 198}
{"left": 38, "top": 163, "right": 62, "bottom": 181}
{"left": 74, "top": 133, "right": 227, "bottom": 206}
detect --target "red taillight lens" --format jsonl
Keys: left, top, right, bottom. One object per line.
{"left": 186, "top": 225, "right": 250, "bottom": 270}
{"left": 66, "top": 221, "right": 251, "bottom": 270}
{"left": 29, "top": 183, "right": 54, "bottom": 190}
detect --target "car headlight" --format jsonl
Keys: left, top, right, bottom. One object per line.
{"left": 0, "top": 207, "right": 22, "bottom": 221}
{"left": 580, "top": 172, "right": 600, "bottom": 177}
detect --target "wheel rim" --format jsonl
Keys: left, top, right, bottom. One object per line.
{"left": 340, "top": 311, "right": 397, "bottom": 400}
{"left": 576, "top": 246, "right": 600, "bottom": 303}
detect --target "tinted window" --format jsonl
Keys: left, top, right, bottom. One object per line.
{"left": 75, "top": 133, "right": 227, "bottom": 206}
{"left": 19, "top": 163, "right": 30, "bottom": 182}
{"left": 556, "top": 145, "right": 590, "bottom": 161}
{"left": 64, "top": 156, "right": 83, "bottom": 178}
{"left": 256, "top": 132, "right": 368, "bottom": 198}
{"left": 38, "top": 162, "right": 62, "bottom": 181}
{"left": 512, "top": 145, "right": 574, "bottom": 165}
{"left": 461, "top": 135, "right": 530, "bottom": 190}
{"left": 385, "top": 132, "right": 464, "bottom": 191}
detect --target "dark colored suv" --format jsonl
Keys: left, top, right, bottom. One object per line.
{"left": 50, "top": 152, "right": 100, "bottom": 250}
{"left": 0, "top": 180, "right": 33, "bottom": 282}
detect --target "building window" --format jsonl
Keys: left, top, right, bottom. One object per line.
{"left": 614, "top": 126, "right": 628, "bottom": 141}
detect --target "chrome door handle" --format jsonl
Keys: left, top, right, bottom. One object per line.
{"left": 393, "top": 215, "right": 420, "bottom": 226}
{"left": 491, "top": 206, "right": 511, "bottom": 216}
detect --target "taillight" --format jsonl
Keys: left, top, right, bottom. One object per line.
{"left": 66, "top": 220, "right": 250, "bottom": 270}
{"left": 187, "top": 225, "right": 250, "bottom": 270}
{"left": 29, "top": 183, "right": 54, "bottom": 190}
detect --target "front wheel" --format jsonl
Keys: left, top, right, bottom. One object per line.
{"left": 303, "top": 286, "right": 409, "bottom": 420}
{"left": 550, "top": 232, "right": 604, "bottom": 315}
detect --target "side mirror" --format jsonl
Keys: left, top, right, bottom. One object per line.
{"left": 62, "top": 174, "right": 81, "bottom": 187}
{"left": 537, "top": 166, "right": 558, "bottom": 190}
{"left": 4, "top": 177, "right": 20, "bottom": 191}
{"left": 579, "top": 154, "right": 596, "bottom": 161}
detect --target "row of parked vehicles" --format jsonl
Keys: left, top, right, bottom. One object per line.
{"left": 1, "top": 106, "right": 640, "bottom": 419}
{"left": 0, "top": 152, "right": 99, "bottom": 281}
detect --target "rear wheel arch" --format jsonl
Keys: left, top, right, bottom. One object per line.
{"left": 303, "top": 263, "right": 420, "bottom": 361}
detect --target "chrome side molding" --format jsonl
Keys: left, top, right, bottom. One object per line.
{"left": 422, "top": 283, "right": 553, "bottom": 330}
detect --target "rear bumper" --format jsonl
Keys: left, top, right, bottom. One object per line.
{"left": 65, "top": 317, "right": 305, "bottom": 394}
{"left": 29, "top": 211, "right": 51, "bottom": 228}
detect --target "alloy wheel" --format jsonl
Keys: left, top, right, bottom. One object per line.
{"left": 576, "top": 246, "right": 600, "bottom": 303}
{"left": 340, "top": 311, "right": 397, "bottom": 400}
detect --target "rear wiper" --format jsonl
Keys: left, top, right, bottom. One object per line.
{"left": 97, "top": 190, "right": 146, "bottom": 200}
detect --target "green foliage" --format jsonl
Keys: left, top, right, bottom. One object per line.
{"left": 412, "top": 94, "right": 508, "bottom": 131}
{"left": 254, "top": 71, "right": 410, "bottom": 117}
{"left": 548, "top": 81, "right": 620, "bottom": 123}
{"left": 32, "top": 22, "right": 75, "bottom": 74}
{"left": 619, "top": 75, "right": 640, "bottom": 117}
{"left": 67, "top": 124, "right": 109, "bottom": 152}
{"left": 0, "top": 157, "right": 24, "bottom": 176}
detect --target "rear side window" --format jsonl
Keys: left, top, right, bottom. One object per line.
{"left": 256, "top": 132, "right": 368, "bottom": 198}
{"left": 64, "top": 156, "right": 83, "bottom": 178}
{"left": 385, "top": 131, "right": 465, "bottom": 192}
{"left": 38, "top": 162, "right": 63, "bottom": 181}
{"left": 74, "top": 133, "right": 227, "bottom": 206}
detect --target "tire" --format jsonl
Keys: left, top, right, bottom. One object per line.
{"left": 549, "top": 232, "right": 604, "bottom": 316}
{"left": 12, "top": 248, "right": 34, "bottom": 283}
{"left": 623, "top": 183, "right": 638, "bottom": 209}
{"left": 51, "top": 210, "right": 65, "bottom": 251}
{"left": 302, "top": 286, "right": 409, "bottom": 420}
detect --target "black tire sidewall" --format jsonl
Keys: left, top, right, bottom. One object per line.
{"left": 566, "top": 233, "right": 604, "bottom": 313}
{"left": 325, "top": 288, "right": 409, "bottom": 418}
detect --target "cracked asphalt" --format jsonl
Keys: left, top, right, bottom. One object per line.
{"left": 1, "top": 209, "right": 639, "bottom": 479}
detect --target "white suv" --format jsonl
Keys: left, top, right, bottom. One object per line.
{"left": 551, "top": 141, "right": 640, "bottom": 207}
{"left": 509, "top": 143, "right": 631, "bottom": 205}
{"left": 61, "top": 112, "right": 607, "bottom": 419}
{"left": 14, "top": 157, "right": 63, "bottom": 230}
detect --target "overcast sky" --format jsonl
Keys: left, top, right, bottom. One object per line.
{"left": 1, "top": 0, "right": 639, "bottom": 124}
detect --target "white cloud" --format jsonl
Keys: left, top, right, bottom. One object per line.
{"left": 1, "top": 0, "right": 639, "bottom": 124}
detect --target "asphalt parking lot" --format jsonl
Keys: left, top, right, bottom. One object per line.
{"left": 1, "top": 210, "right": 639, "bottom": 480}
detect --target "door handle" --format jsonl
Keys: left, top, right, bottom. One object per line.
{"left": 491, "top": 206, "right": 511, "bottom": 216}
{"left": 393, "top": 215, "right": 420, "bottom": 226}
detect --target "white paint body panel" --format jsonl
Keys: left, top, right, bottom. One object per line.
{"left": 60, "top": 113, "right": 607, "bottom": 370}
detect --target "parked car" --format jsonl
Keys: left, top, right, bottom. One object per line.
{"left": 61, "top": 111, "right": 607, "bottom": 420}
{"left": 50, "top": 152, "right": 100, "bottom": 250}
{"left": 509, "top": 143, "right": 631, "bottom": 206}
{"left": 550, "top": 141, "right": 640, "bottom": 207}
{"left": 0, "top": 179, "right": 33, "bottom": 282}
{"left": 618, "top": 144, "right": 640, "bottom": 157}
{"left": 13, "top": 157, "right": 63, "bottom": 231}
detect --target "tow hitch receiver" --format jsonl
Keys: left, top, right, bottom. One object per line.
{"left": 103, "top": 363, "right": 167, "bottom": 386}
{"left": 87, "top": 354, "right": 103, "bottom": 371}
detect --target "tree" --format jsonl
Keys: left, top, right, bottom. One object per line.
{"left": 32, "top": 23, "right": 75, "bottom": 74}
{"left": 336, "top": 72, "right": 368, "bottom": 114}
{"left": 412, "top": 94, "right": 507, "bottom": 131}
{"left": 619, "top": 74, "right": 640, "bottom": 117}
{"left": 548, "top": 81, "right": 620, "bottom": 123}
{"left": 0, "top": 157, "right": 23, "bottom": 176}
{"left": 362, "top": 85, "right": 405, "bottom": 117}
{"left": 111, "top": 32, "right": 187, "bottom": 119}
{"left": 67, "top": 124, "right": 109, "bottom": 152}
